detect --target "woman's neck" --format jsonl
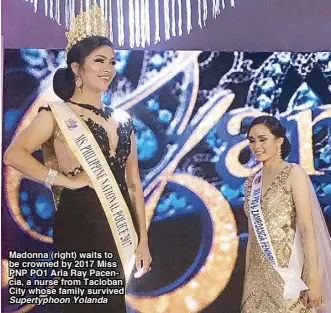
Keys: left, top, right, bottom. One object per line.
{"left": 262, "top": 157, "right": 286, "bottom": 175}
{"left": 69, "top": 90, "right": 103, "bottom": 109}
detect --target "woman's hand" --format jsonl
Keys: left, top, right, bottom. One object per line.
{"left": 67, "top": 171, "right": 93, "bottom": 190}
{"left": 303, "top": 277, "right": 324, "bottom": 309}
{"left": 134, "top": 240, "right": 152, "bottom": 278}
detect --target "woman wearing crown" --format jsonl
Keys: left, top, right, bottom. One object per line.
{"left": 4, "top": 5, "right": 151, "bottom": 313}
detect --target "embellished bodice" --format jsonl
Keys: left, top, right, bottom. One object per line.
{"left": 241, "top": 164, "right": 310, "bottom": 313}
{"left": 38, "top": 104, "right": 136, "bottom": 193}
{"left": 244, "top": 164, "right": 296, "bottom": 267}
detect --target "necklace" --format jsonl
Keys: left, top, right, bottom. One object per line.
{"left": 68, "top": 100, "right": 113, "bottom": 120}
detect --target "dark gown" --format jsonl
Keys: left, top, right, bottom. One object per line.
{"left": 39, "top": 104, "right": 140, "bottom": 313}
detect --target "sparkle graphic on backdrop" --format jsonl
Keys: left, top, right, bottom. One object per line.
{"left": 2, "top": 49, "right": 331, "bottom": 313}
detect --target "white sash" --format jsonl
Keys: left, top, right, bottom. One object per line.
{"left": 249, "top": 169, "right": 308, "bottom": 300}
{"left": 49, "top": 102, "right": 138, "bottom": 283}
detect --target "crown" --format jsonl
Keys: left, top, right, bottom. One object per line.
{"left": 65, "top": 5, "right": 109, "bottom": 52}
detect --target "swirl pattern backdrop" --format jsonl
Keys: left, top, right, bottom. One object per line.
{"left": 2, "top": 49, "right": 331, "bottom": 313}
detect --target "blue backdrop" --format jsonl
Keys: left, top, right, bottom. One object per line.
{"left": 2, "top": 49, "right": 331, "bottom": 313}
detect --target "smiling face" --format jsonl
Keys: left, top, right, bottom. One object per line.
{"left": 248, "top": 124, "right": 284, "bottom": 162}
{"left": 71, "top": 45, "right": 116, "bottom": 94}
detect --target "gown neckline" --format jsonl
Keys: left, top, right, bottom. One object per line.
{"left": 261, "top": 163, "right": 292, "bottom": 201}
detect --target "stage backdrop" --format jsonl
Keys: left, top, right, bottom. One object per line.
{"left": 4, "top": 0, "right": 331, "bottom": 52}
{"left": 2, "top": 49, "right": 331, "bottom": 313}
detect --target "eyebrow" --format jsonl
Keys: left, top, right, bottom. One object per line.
{"left": 248, "top": 135, "right": 268, "bottom": 139}
{"left": 94, "top": 55, "right": 115, "bottom": 61}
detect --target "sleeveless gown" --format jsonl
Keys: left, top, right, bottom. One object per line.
{"left": 241, "top": 164, "right": 311, "bottom": 313}
{"left": 39, "top": 104, "right": 140, "bottom": 313}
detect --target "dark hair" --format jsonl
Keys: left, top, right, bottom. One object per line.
{"left": 247, "top": 116, "right": 291, "bottom": 159}
{"left": 53, "top": 36, "right": 114, "bottom": 101}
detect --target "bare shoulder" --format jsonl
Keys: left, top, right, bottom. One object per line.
{"left": 35, "top": 104, "right": 56, "bottom": 124}
{"left": 287, "top": 163, "right": 310, "bottom": 189}
{"left": 37, "top": 102, "right": 63, "bottom": 120}
{"left": 6, "top": 103, "right": 57, "bottom": 153}
{"left": 20, "top": 102, "right": 60, "bottom": 142}
{"left": 288, "top": 163, "right": 307, "bottom": 178}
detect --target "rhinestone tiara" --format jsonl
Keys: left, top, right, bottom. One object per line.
{"left": 65, "top": 5, "right": 109, "bottom": 52}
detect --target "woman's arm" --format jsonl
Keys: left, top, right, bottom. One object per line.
{"left": 4, "top": 110, "right": 87, "bottom": 189}
{"left": 125, "top": 131, "right": 148, "bottom": 243}
{"left": 289, "top": 164, "right": 323, "bottom": 308}
{"left": 126, "top": 130, "right": 152, "bottom": 277}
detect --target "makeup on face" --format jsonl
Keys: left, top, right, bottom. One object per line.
{"left": 248, "top": 125, "right": 278, "bottom": 161}
{"left": 81, "top": 46, "right": 116, "bottom": 92}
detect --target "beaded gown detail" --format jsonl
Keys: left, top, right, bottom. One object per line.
{"left": 39, "top": 103, "right": 140, "bottom": 313}
{"left": 241, "top": 164, "right": 311, "bottom": 313}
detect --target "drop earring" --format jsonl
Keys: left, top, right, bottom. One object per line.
{"left": 277, "top": 145, "right": 282, "bottom": 160}
{"left": 76, "top": 75, "right": 82, "bottom": 88}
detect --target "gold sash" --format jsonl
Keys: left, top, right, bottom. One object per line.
{"left": 49, "top": 102, "right": 138, "bottom": 283}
